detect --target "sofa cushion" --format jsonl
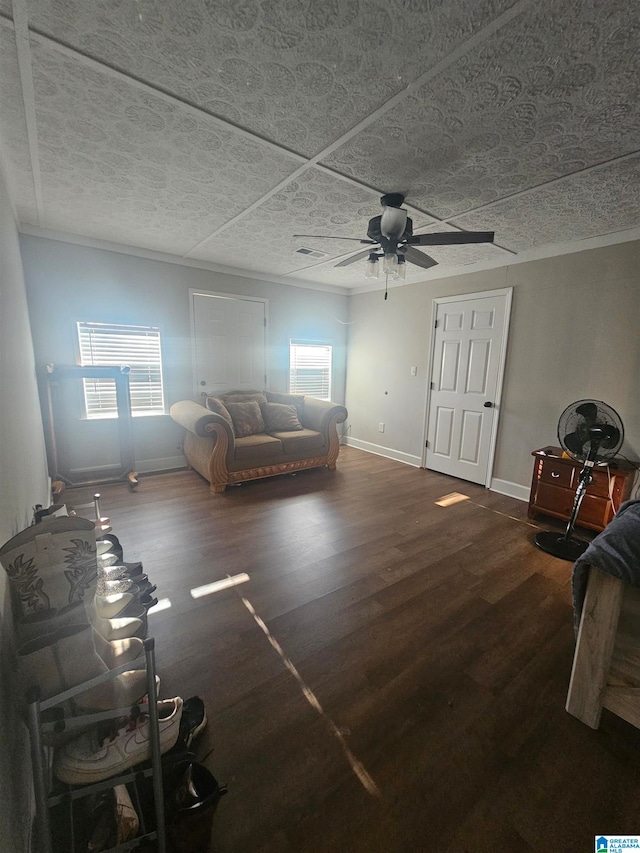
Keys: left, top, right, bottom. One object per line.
{"left": 205, "top": 396, "right": 235, "bottom": 434}
{"left": 223, "top": 392, "right": 267, "bottom": 406}
{"left": 261, "top": 402, "right": 303, "bottom": 433}
{"left": 265, "top": 391, "right": 305, "bottom": 419}
{"left": 226, "top": 401, "right": 265, "bottom": 437}
{"left": 268, "top": 428, "right": 325, "bottom": 455}
{"left": 233, "top": 433, "right": 283, "bottom": 463}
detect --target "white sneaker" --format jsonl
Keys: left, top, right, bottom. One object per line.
{"left": 54, "top": 697, "right": 183, "bottom": 784}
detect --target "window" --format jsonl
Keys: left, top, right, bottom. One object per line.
{"left": 77, "top": 321, "right": 165, "bottom": 418}
{"left": 289, "top": 340, "right": 332, "bottom": 400}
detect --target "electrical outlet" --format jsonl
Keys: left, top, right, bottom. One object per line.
{"left": 379, "top": 422, "right": 385, "bottom": 433}
{"left": 410, "top": 366, "right": 417, "bottom": 376}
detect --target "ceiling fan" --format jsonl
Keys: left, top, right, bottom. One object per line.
{"left": 294, "top": 193, "right": 495, "bottom": 280}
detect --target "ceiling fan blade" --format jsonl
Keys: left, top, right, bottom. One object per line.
{"left": 402, "top": 246, "right": 438, "bottom": 270}
{"left": 334, "top": 248, "right": 375, "bottom": 267}
{"left": 406, "top": 231, "right": 495, "bottom": 247}
{"left": 294, "top": 234, "right": 376, "bottom": 244}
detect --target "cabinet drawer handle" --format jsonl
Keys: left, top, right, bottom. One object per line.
{"left": 551, "top": 471, "right": 561, "bottom": 478}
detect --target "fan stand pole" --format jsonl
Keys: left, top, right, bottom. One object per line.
{"left": 534, "top": 465, "right": 593, "bottom": 562}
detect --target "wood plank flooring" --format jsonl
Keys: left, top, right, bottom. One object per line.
{"left": 66, "top": 447, "right": 640, "bottom": 852}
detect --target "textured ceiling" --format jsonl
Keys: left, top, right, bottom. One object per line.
{"left": 0, "top": 0, "right": 638, "bottom": 290}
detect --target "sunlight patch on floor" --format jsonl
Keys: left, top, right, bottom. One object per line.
{"left": 190, "top": 573, "right": 251, "bottom": 599}
{"left": 435, "top": 492, "right": 471, "bottom": 507}
{"left": 147, "top": 597, "right": 172, "bottom": 614}
{"left": 239, "top": 593, "right": 381, "bottom": 798}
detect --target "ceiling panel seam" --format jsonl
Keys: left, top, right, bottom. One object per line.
{"left": 446, "top": 149, "right": 640, "bottom": 222}
{"left": 182, "top": 162, "right": 315, "bottom": 258}
{"left": 25, "top": 26, "right": 309, "bottom": 168}
{"left": 308, "top": 0, "right": 532, "bottom": 170}
{"left": 17, "top": 2, "right": 533, "bottom": 258}
{"left": 10, "top": 0, "right": 44, "bottom": 223}
{"left": 182, "top": 1, "right": 533, "bottom": 255}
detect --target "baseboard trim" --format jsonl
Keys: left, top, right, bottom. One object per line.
{"left": 343, "top": 442, "right": 532, "bottom": 500}
{"left": 490, "top": 477, "right": 530, "bottom": 502}
{"left": 342, "top": 437, "right": 421, "bottom": 468}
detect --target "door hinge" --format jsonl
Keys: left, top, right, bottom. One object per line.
{"left": 425, "top": 440, "right": 429, "bottom": 448}
{"left": 434, "top": 319, "right": 439, "bottom": 329}
{"left": 264, "top": 318, "right": 267, "bottom": 327}
{"left": 430, "top": 381, "right": 435, "bottom": 390}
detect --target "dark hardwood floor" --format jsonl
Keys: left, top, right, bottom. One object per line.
{"left": 67, "top": 447, "right": 640, "bottom": 852}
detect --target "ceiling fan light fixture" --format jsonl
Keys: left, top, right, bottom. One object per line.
{"left": 365, "top": 255, "right": 380, "bottom": 279}
{"left": 393, "top": 256, "right": 406, "bottom": 280}
{"left": 382, "top": 252, "right": 398, "bottom": 275}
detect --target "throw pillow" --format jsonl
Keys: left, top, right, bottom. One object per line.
{"left": 265, "top": 391, "right": 305, "bottom": 419}
{"left": 261, "top": 402, "right": 303, "bottom": 433}
{"left": 223, "top": 392, "right": 267, "bottom": 406}
{"left": 205, "top": 397, "right": 235, "bottom": 434}
{"left": 226, "top": 401, "right": 265, "bottom": 438}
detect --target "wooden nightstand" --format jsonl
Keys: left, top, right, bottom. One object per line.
{"left": 528, "top": 446, "right": 635, "bottom": 533}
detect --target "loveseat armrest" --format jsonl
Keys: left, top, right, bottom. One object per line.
{"left": 302, "top": 397, "right": 348, "bottom": 434}
{"left": 169, "top": 400, "right": 234, "bottom": 443}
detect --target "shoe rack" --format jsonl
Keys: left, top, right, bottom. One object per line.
{"left": 26, "top": 638, "right": 167, "bottom": 853}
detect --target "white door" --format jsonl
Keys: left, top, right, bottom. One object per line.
{"left": 191, "top": 292, "right": 266, "bottom": 399}
{"left": 425, "top": 290, "right": 511, "bottom": 486}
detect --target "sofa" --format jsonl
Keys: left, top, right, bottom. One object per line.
{"left": 170, "top": 390, "right": 348, "bottom": 494}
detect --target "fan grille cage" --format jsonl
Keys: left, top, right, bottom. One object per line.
{"left": 557, "top": 399, "right": 624, "bottom": 462}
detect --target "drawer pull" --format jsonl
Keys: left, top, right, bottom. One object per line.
{"left": 551, "top": 471, "right": 561, "bottom": 478}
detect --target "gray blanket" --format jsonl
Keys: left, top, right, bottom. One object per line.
{"left": 572, "top": 499, "right": 640, "bottom": 632}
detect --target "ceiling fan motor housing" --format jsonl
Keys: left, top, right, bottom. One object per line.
{"left": 380, "top": 193, "right": 406, "bottom": 208}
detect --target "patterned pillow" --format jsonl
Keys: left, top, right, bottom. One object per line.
{"left": 205, "top": 397, "right": 235, "bottom": 434}
{"left": 261, "top": 402, "right": 303, "bottom": 433}
{"left": 226, "top": 401, "right": 265, "bottom": 437}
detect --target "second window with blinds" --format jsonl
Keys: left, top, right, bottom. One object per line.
{"left": 289, "top": 340, "right": 332, "bottom": 401}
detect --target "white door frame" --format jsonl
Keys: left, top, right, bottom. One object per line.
{"left": 189, "top": 289, "right": 269, "bottom": 399}
{"left": 421, "top": 287, "right": 513, "bottom": 488}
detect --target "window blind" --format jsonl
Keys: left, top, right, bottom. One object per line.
{"left": 289, "top": 340, "right": 332, "bottom": 400}
{"left": 77, "top": 322, "right": 165, "bottom": 418}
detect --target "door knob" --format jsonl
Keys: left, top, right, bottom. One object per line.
{"left": 483, "top": 401, "right": 493, "bottom": 408}
{"left": 200, "top": 380, "right": 206, "bottom": 386}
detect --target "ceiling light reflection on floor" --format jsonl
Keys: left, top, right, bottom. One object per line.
{"left": 435, "top": 492, "right": 471, "bottom": 507}
{"left": 147, "top": 598, "right": 171, "bottom": 614}
{"left": 190, "top": 573, "right": 251, "bottom": 599}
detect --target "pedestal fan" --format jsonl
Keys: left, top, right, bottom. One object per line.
{"left": 534, "top": 400, "right": 624, "bottom": 562}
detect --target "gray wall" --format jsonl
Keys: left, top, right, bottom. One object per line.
{"left": 0, "top": 166, "right": 51, "bottom": 851}
{"left": 20, "top": 236, "right": 350, "bottom": 474}
{"left": 345, "top": 240, "right": 640, "bottom": 491}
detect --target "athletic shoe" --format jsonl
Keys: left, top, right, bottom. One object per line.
{"left": 54, "top": 697, "right": 183, "bottom": 784}
{"left": 179, "top": 696, "right": 208, "bottom": 749}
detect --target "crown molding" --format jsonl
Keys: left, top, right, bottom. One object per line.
{"left": 19, "top": 222, "right": 640, "bottom": 298}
